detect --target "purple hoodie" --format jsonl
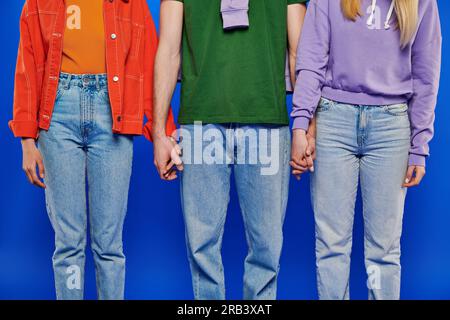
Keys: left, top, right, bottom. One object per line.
{"left": 291, "top": 0, "right": 442, "bottom": 166}
{"left": 221, "top": 0, "right": 249, "bottom": 30}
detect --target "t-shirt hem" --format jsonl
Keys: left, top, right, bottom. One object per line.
{"left": 178, "top": 115, "right": 289, "bottom": 126}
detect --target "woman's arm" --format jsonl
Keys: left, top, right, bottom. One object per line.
{"left": 11, "top": 3, "right": 45, "bottom": 188}
{"left": 291, "top": 0, "right": 330, "bottom": 132}
{"left": 290, "top": 0, "right": 329, "bottom": 177}
{"left": 404, "top": 0, "right": 442, "bottom": 187}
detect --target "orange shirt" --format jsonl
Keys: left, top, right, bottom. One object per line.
{"left": 61, "top": 0, "right": 106, "bottom": 74}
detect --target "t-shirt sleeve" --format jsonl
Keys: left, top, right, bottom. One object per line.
{"left": 288, "top": 0, "right": 308, "bottom": 5}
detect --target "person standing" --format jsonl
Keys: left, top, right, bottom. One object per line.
{"left": 10, "top": 0, "right": 175, "bottom": 299}
{"left": 291, "top": 0, "right": 441, "bottom": 299}
{"left": 152, "top": 0, "right": 307, "bottom": 299}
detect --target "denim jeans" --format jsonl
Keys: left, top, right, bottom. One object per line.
{"left": 38, "top": 73, "right": 134, "bottom": 300}
{"left": 311, "top": 98, "right": 410, "bottom": 300}
{"left": 179, "top": 123, "right": 291, "bottom": 300}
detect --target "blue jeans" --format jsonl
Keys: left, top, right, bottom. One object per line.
{"left": 179, "top": 123, "right": 291, "bottom": 300}
{"left": 38, "top": 73, "right": 134, "bottom": 300}
{"left": 311, "top": 98, "right": 410, "bottom": 300}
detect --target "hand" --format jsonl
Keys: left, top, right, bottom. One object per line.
{"left": 305, "top": 130, "right": 316, "bottom": 163}
{"left": 290, "top": 129, "right": 314, "bottom": 180}
{"left": 21, "top": 138, "right": 46, "bottom": 188}
{"left": 153, "top": 134, "right": 183, "bottom": 181}
{"left": 403, "top": 165, "right": 426, "bottom": 188}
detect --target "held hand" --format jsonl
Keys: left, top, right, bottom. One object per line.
{"left": 306, "top": 130, "right": 316, "bottom": 164}
{"left": 153, "top": 135, "right": 183, "bottom": 181}
{"left": 290, "top": 129, "right": 314, "bottom": 180}
{"left": 21, "top": 138, "right": 46, "bottom": 188}
{"left": 403, "top": 165, "right": 426, "bottom": 188}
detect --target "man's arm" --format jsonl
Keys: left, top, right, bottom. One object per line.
{"left": 287, "top": 3, "right": 306, "bottom": 89}
{"left": 152, "top": 0, "right": 184, "bottom": 180}
{"left": 153, "top": 0, "right": 183, "bottom": 138}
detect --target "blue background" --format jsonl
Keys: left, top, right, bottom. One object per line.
{"left": 0, "top": 1, "right": 449, "bottom": 300}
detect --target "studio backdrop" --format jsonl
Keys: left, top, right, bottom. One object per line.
{"left": 0, "top": 1, "right": 449, "bottom": 299}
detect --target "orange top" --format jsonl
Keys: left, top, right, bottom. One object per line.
{"left": 61, "top": 0, "right": 106, "bottom": 74}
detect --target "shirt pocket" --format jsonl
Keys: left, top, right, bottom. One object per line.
{"left": 118, "top": 18, "right": 143, "bottom": 59}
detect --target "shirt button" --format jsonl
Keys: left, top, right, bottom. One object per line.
{"left": 113, "top": 76, "right": 119, "bottom": 82}
{"left": 111, "top": 33, "right": 117, "bottom": 40}
{"left": 117, "top": 116, "right": 122, "bottom": 122}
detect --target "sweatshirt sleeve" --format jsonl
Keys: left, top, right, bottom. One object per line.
{"left": 408, "top": 0, "right": 442, "bottom": 167}
{"left": 221, "top": 0, "right": 249, "bottom": 30}
{"left": 291, "top": 0, "right": 330, "bottom": 131}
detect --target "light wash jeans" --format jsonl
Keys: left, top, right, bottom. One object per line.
{"left": 311, "top": 98, "right": 411, "bottom": 300}
{"left": 179, "top": 123, "right": 291, "bottom": 300}
{"left": 38, "top": 73, "right": 133, "bottom": 300}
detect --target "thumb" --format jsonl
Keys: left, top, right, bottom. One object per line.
{"left": 170, "top": 147, "right": 184, "bottom": 171}
{"left": 404, "top": 166, "right": 415, "bottom": 184}
{"left": 306, "top": 144, "right": 314, "bottom": 157}
{"left": 37, "top": 157, "right": 45, "bottom": 179}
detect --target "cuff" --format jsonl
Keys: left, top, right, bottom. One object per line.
{"left": 408, "top": 154, "right": 426, "bottom": 167}
{"left": 222, "top": 9, "right": 249, "bottom": 30}
{"left": 292, "top": 117, "right": 310, "bottom": 131}
{"left": 143, "top": 111, "right": 178, "bottom": 142}
{"left": 8, "top": 120, "right": 39, "bottom": 139}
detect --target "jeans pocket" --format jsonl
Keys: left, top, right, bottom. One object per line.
{"left": 384, "top": 103, "right": 408, "bottom": 116}
{"left": 317, "top": 97, "right": 334, "bottom": 112}
{"left": 54, "top": 86, "right": 65, "bottom": 104}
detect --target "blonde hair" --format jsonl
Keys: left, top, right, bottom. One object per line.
{"left": 341, "top": 0, "right": 419, "bottom": 47}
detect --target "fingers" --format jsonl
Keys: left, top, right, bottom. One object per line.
{"left": 305, "top": 153, "right": 314, "bottom": 172}
{"left": 171, "top": 144, "right": 184, "bottom": 171}
{"left": 403, "top": 166, "right": 426, "bottom": 188}
{"left": 23, "top": 168, "right": 33, "bottom": 185}
{"left": 308, "top": 144, "right": 316, "bottom": 161}
{"left": 37, "top": 156, "right": 45, "bottom": 179}
{"left": 24, "top": 161, "right": 46, "bottom": 188}
{"left": 403, "top": 166, "right": 414, "bottom": 186}
{"left": 290, "top": 160, "right": 307, "bottom": 172}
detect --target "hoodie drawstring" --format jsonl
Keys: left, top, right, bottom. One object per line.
{"left": 384, "top": 1, "right": 395, "bottom": 29}
{"left": 367, "top": 0, "right": 377, "bottom": 26}
{"left": 366, "top": 0, "right": 395, "bottom": 30}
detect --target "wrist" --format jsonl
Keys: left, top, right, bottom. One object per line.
{"left": 293, "top": 128, "right": 307, "bottom": 136}
{"left": 21, "top": 137, "right": 35, "bottom": 145}
{"left": 151, "top": 128, "right": 167, "bottom": 141}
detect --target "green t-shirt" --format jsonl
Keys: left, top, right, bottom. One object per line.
{"left": 175, "top": 0, "right": 306, "bottom": 125}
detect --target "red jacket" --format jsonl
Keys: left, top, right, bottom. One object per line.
{"left": 9, "top": 0, "right": 176, "bottom": 140}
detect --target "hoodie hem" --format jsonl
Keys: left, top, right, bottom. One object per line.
{"left": 322, "top": 87, "right": 407, "bottom": 106}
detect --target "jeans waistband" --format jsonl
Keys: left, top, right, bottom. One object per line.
{"left": 59, "top": 72, "right": 108, "bottom": 90}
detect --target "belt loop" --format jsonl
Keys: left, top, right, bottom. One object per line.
{"left": 95, "top": 74, "right": 100, "bottom": 91}
{"left": 65, "top": 74, "right": 72, "bottom": 90}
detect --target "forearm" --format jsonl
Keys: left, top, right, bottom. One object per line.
{"left": 291, "top": 1, "right": 330, "bottom": 131}
{"left": 152, "top": 48, "right": 180, "bottom": 138}
{"left": 152, "top": 0, "right": 183, "bottom": 139}
{"left": 287, "top": 3, "right": 306, "bottom": 88}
